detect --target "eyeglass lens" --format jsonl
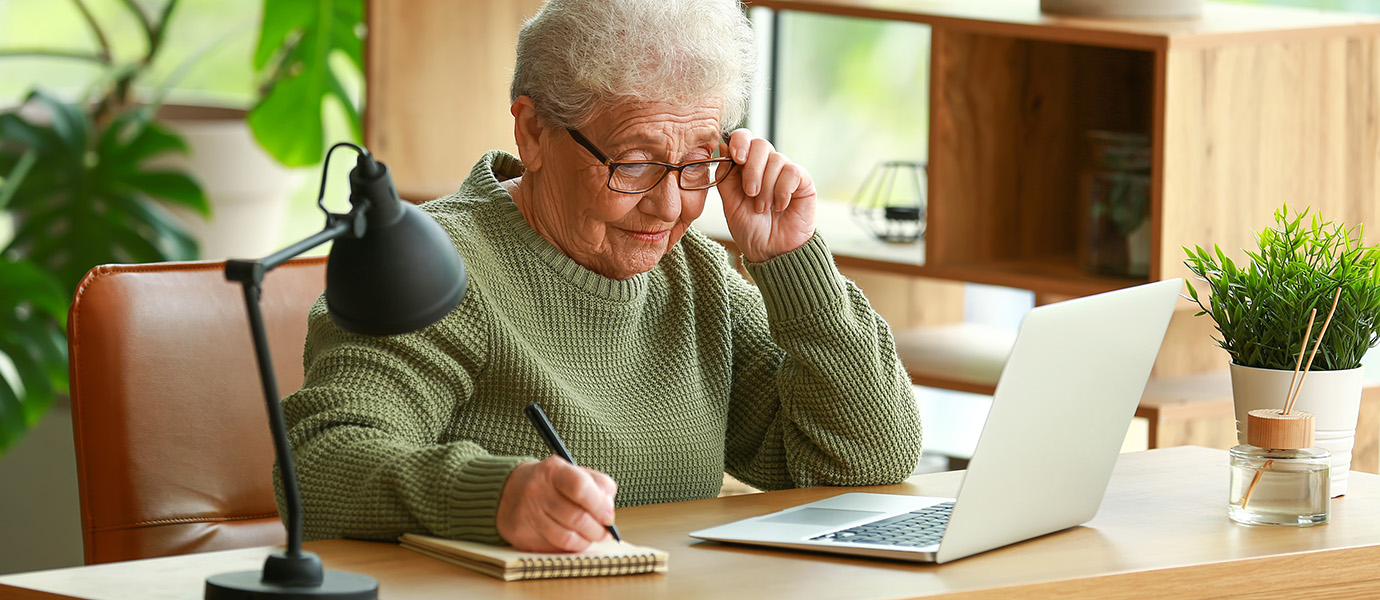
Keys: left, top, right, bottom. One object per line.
{"left": 610, "top": 160, "right": 733, "bottom": 193}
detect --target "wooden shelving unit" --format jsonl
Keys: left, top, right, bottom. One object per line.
{"left": 746, "top": 0, "right": 1380, "bottom": 295}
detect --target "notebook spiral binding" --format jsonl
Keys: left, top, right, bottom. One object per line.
{"left": 516, "top": 553, "right": 660, "bottom": 579}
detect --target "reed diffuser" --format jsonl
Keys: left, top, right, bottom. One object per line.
{"left": 1227, "top": 289, "right": 1340, "bottom": 527}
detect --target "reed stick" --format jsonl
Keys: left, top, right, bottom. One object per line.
{"left": 1239, "top": 459, "right": 1275, "bottom": 509}
{"left": 1284, "top": 287, "right": 1343, "bottom": 415}
{"left": 1282, "top": 308, "right": 1317, "bottom": 415}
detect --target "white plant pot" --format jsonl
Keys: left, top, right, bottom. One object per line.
{"left": 153, "top": 105, "right": 305, "bottom": 260}
{"left": 1230, "top": 363, "right": 1363, "bottom": 497}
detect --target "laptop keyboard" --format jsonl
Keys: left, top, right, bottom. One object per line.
{"left": 809, "top": 502, "right": 954, "bottom": 548}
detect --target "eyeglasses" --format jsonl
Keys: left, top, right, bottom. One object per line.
{"left": 567, "top": 128, "right": 735, "bottom": 194}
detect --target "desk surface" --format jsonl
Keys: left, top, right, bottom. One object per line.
{"left": 5, "top": 446, "right": 1380, "bottom": 600}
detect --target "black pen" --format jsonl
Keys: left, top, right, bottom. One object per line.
{"left": 524, "top": 401, "right": 624, "bottom": 542}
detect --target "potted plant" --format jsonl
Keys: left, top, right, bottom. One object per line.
{"left": 0, "top": 0, "right": 214, "bottom": 452}
{"left": 0, "top": 0, "right": 368, "bottom": 452}
{"left": 1183, "top": 204, "right": 1380, "bottom": 496}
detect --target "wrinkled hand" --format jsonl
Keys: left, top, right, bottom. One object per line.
{"left": 716, "top": 129, "right": 817, "bottom": 263}
{"left": 497, "top": 456, "right": 618, "bottom": 552}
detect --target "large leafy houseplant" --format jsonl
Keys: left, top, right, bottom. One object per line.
{"left": 248, "top": 0, "right": 364, "bottom": 167}
{"left": 1183, "top": 205, "right": 1380, "bottom": 372}
{"left": 0, "top": 0, "right": 211, "bottom": 452}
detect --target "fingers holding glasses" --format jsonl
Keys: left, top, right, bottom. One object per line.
{"left": 724, "top": 130, "right": 814, "bottom": 213}
{"left": 717, "top": 128, "right": 817, "bottom": 263}
{"left": 736, "top": 137, "right": 776, "bottom": 208}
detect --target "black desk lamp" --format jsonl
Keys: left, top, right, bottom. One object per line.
{"left": 207, "top": 142, "right": 467, "bottom": 599}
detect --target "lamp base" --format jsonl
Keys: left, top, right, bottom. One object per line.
{"left": 205, "top": 570, "right": 378, "bottom": 600}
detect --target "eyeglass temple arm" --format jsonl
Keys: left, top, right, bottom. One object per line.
{"left": 566, "top": 128, "right": 612, "bottom": 164}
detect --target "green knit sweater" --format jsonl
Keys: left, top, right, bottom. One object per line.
{"left": 281, "top": 151, "right": 923, "bottom": 544}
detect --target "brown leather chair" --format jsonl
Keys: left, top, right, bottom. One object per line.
{"left": 66, "top": 257, "right": 326, "bottom": 564}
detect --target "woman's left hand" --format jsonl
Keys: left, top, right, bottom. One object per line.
{"left": 717, "top": 129, "right": 816, "bottom": 263}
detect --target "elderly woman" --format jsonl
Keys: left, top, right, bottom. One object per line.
{"left": 283, "top": 0, "right": 922, "bottom": 553}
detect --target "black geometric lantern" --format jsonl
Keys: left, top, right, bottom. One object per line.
{"left": 851, "top": 160, "right": 926, "bottom": 243}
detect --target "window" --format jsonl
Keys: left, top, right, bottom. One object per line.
{"left": 752, "top": 9, "right": 931, "bottom": 204}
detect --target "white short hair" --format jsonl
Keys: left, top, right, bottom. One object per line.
{"left": 511, "top": 0, "right": 756, "bottom": 133}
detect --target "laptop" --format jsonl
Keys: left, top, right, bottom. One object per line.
{"left": 690, "top": 278, "right": 1182, "bottom": 564}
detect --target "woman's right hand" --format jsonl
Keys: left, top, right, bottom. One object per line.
{"left": 496, "top": 456, "right": 619, "bottom": 552}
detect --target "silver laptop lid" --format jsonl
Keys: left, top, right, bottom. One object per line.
{"left": 935, "top": 278, "right": 1181, "bottom": 563}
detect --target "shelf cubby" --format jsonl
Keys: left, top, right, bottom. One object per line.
{"left": 926, "top": 32, "right": 1154, "bottom": 287}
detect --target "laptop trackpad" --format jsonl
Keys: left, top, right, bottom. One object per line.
{"left": 760, "top": 508, "right": 886, "bottom": 527}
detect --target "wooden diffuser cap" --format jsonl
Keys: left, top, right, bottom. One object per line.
{"left": 1247, "top": 409, "right": 1315, "bottom": 449}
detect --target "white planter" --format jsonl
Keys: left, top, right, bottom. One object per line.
{"left": 153, "top": 105, "right": 305, "bottom": 260}
{"left": 1230, "top": 363, "right": 1363, "bottom": 497}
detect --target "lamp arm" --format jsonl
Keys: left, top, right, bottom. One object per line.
{"left": 260, "top": 218, "right": 358, "bottom": 271}
{"left": 224, "top": 216, "right": 355, "bottom": 560}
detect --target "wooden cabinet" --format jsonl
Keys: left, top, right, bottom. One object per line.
{"left": 748, "top": 0, "right": 1380, "bottom": 296}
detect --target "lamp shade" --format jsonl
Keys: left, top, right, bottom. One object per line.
{"left": 326, "top": 159, "right": 466, "bottom": 336}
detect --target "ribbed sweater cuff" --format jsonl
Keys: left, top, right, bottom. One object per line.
{"left": 743, "top": 233, "right": 845, "bottom": 322}
{"left": 445, "top": 455, "right": 531, "bottom": 544}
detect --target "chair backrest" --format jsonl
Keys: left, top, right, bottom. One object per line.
{"left": 66, "top": 257, "right": 327, "bottom": 564}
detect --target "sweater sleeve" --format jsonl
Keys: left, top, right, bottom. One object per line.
{"left": 275, "top": 296, "right": 530, "bottom": 545}
{"left": 721, "top": 233, "right": 923, "bottom": 490}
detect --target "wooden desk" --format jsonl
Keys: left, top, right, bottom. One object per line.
{"left": 4, "top": 447, "right": 1380, "bottom": 600}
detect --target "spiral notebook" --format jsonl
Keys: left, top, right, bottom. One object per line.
{"left": 399, "top": 533, "right": 669, "bottom": 581}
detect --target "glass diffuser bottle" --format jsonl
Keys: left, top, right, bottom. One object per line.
{"left": 1228, "top": 409, "right": 1330, "bottom": 527}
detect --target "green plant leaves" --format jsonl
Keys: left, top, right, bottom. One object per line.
{"left": 0, "top": 257, "right": 68, "bottom": 453}
{"left": 1182, "top": 205, "right": 1380, "bottom": 371}
{"left": 0, "top": 90, "right": 209, "bottom": 293}
{"left": 249, "top": 0, "right": 364, "bottom": 167}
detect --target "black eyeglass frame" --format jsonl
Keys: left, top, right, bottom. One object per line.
{"left": 567, "top": 128, "right": 735, "bottom": 194}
